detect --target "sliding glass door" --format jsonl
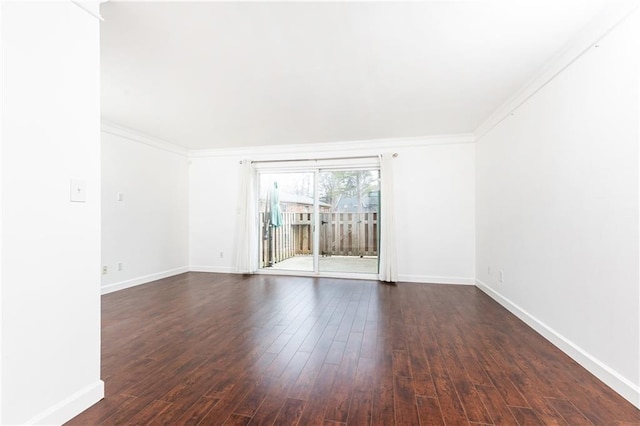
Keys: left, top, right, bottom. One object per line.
{"left": 318, "top": 170, "right": 379, "bottom": 274}
{"left": 258, "top": 172, "right": 315, "bottom": 272}
{"left": 258, "top": 166, "right": 380, "bottom": 276}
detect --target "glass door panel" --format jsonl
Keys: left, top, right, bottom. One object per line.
{"left": 318, "top": 170, "right": 380, "bottom": 274}
{"left": 258, "top": 172, "right": 315, "bottom": 272}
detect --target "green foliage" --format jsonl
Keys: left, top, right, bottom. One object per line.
{"left": 319, "top": 170, "right": 378, "bottom": 208}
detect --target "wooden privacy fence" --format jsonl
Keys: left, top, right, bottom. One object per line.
{"left": 320, "top": 212, "right": 378, "bottom": 257}
{"left": 260, "top": 211, "right": 378, "bottom": 268}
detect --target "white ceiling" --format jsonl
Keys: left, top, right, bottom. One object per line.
{"left": 100, "top": 1, "right": 608, "bottom": 150}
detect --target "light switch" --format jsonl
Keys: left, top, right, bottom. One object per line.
{"left": 70, "top": 179, "right": 86, "bottom": 202}
{"left": 117, "top": 192, "right": 124, "bottom": 201}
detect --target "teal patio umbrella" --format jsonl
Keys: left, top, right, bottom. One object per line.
{"left": 266, "top": 181, "right": 283, "bottom": 266}
{"left": 270, "top": 182, "right": 283, "bottom": 228}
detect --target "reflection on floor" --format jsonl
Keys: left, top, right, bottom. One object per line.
{"left": 268, "top": 255, "right": 378, "bottom": 274}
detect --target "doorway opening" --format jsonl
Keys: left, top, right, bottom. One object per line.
{"left": 258, "top": 167, "right": 380, "bottom": 276}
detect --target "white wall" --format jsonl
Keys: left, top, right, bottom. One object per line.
{"left": 476, "top": 9, "right": 640, "bottom": 407}
{"left": 394, "top": 143, "right": 475, "bottom": 283}
{"left": 101, "top": 125, "right": 189, "bottom": 294}
{"left": 189, "top": 154, "right": 241, "bottom": 273}
{"left": 0, "top": 1, "right": 103, "bottom": 424}
{"left": 189, "top": 138, "right": 476, "bottom": 284}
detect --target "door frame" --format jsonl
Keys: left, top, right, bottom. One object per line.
{"left": 254, "top": 158, "right": 380, "bottom": 279}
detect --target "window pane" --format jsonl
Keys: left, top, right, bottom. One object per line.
{"left": 259, "top": 172, "right": 314, "bottom": 272}
{"left": 318, "top": 169, "right": 379, "bottom": 274}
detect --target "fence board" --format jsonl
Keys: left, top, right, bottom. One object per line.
{"left": 259, "top": 211, "right": 378, "bottom": 268}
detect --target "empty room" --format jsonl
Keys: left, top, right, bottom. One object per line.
{"left": 1, "top": 1, "right": 639, "bottom": 425}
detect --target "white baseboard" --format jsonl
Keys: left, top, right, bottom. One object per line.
{"left": 398, "top": 274, "right": 475, "bottom": 285}
{"left": 189, "top": 266, "right": 237, "bottom": 274}
{"left": 25, "top": 380, "right": 104, "bottom": 425}
{"left": 101, "top": 266, "right": 189, "bottom": 294}
{"left": 476, "top": 279, "right": 640, "bottom": 409}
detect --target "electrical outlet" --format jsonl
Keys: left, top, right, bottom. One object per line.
{"left": 499, "top": 270, "right": 504, "bottom": 283}
{"left": 117, "top": 262, "right": 124, "bottom": 271}
{"left": 220, "top": 251, "right": 224, "bottom": 258}
{"left": 102, "top": 265, "right": 108, "bottom": 275}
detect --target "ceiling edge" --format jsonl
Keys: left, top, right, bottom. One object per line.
{"left": 188, "top": 133, "right": 476, "bottom": 159}
{"left": 473, "top": 1, "right": 640, "bottom": 142}
{"left": 101, "top": 119, "right": 189, "bottom": 157}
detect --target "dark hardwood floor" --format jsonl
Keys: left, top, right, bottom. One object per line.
{"left": 67, "top": 272, "right": 640, "bottom": 425}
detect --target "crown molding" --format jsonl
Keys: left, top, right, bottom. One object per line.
{"left": 101, "top": 120, "right": 189, "bottom": 156}
{"left": 188, "top": 133, "right": 475, "bottom": 159}
{"left": 474, "top": 1, "right": 640, "bottom": 142}
{"left": 70, "top": 0, "right": 105, "bottom": 21}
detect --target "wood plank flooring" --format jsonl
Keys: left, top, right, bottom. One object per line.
{"left": 66, "top": 272, "right": 640, "bottom": 425}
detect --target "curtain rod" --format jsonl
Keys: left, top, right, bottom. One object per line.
{"left": 247, "top": 153, "right": 398, "bottom": 165}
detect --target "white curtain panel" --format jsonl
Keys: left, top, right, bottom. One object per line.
{"left": 235, "top": 160, "right": 257, "bottom": 273}
{"left": 378, "top": 153, "right": 398, "bottom": 283}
